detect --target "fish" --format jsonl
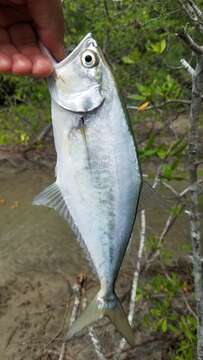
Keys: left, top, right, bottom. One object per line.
{"left": 33, "top": 33, "right": 142, "bottom": 346}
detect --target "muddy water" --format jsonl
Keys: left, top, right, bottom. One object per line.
{"left": 0, "top": 166, "right": 193, "bottom": 280}
{"left": 0, "top": 165, "right": 196, "bottom": 359}
{"left": 0, "top": 166, "right": 90, "bottom": 283}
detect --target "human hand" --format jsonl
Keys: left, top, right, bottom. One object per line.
{"left": 0, "top": 0, "right": 64, "bottom": 77}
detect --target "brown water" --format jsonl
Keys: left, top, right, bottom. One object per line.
{"left": 0, "top": 164, "right": 197, "bottom": 359}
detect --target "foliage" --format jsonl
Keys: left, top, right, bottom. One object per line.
{"left": 142, "top": 272, "right": 196, "bottom": 359}
{"left": 0, "top": 1, "right": 201, "bottom": 358}
{"left": 0, "top": 74, "right": 50, "bottom": 144}
{"left": 0, "top": 0, "right": 199, "bottom": 145}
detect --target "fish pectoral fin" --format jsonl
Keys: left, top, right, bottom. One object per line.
{"left": 64, "top": 293, "right": 135, "bottom": 347}
{"left": 65, "top": 295, "right": 103, "bottom": 341}
{"left": 32, "top": 182, "right": 69, "bottom": 220}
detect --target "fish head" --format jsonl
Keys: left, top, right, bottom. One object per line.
{"left": 48, "top": 33, "right": 105, "bottom": 113}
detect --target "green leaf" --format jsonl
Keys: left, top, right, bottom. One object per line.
{"left": 170, "top": 204, "right": 183, "bottom": 217}
{"left": 136, "top": 83, "right": 152, "bottom": 98}
{"left": 122, "top": 56, "right": 135, "bottom": 65}
{"left": 150, "top": 39, "right": 167, "bottom": 54}
{"left": 161, "top": 319, "right": 168, "bottom": 333}
{"left": 128, "top": 94, "right": 146, "bottom": 101}
{"left": 157, "top": 147, "right": 167, "bottom": 159}
{"left": 160, "top": 39, "right": 167, "bottom": 53}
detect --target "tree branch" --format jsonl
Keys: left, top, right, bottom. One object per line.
{"left": 180, "top": 58, "right": 195, "bottom": 76}
{"left": 178, "top": 0, "right": 203, "bottom": 25}
{"left": 178, "top": 30, "right": 203, "bottom": 54}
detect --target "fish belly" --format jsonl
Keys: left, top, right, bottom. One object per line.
{"left": 52, "top": 97, "right": 141, "bottom": 284}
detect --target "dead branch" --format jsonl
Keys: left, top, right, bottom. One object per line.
{"left": 58, "top": 273, "right": 87, "bottom": 360}
{"left": 178, "top": 30, "right": 203, "bottom": 54}
{"left": 116, "top": 210, "right": 146, "bottom": 357}
{"left": 81, "top": 284, "right": 107, "bottom": 360}
{"left": 180, "top": 58, "right": 195, "bottom": 76}
{"left": 178, "top": 0, "right": 203, "bottom": 26}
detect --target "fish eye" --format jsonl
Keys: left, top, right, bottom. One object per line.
{"left": 81, "top": 50, "right": 99, "bottom": 68}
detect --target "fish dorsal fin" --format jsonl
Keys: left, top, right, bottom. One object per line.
{"left": 32, "top": 182, "right": 69, "bottom": 219}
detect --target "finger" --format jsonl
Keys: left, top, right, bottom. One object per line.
{"left": 9, "top": 22, "right": 53, "bottom": 77}
{"left": 12, "top": 53, "right": 32, "bottom": 74}
{"left": 27, "top": 0, "right": 64, "bottom": 60}
{"left": 0, "top": 53, "right": 11, "bottom": 72}
{"left": 0, "top": 27, "right": 32, "bottom": 74}
{"left": 0, "top": 28, "right": 12, "bottom": 71}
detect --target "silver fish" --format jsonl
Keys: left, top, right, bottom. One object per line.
{"left": 33, "top": 33, "right": 142, "bottom": 346}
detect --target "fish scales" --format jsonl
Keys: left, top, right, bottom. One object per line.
{"left": 33, "top": 33, "right": 142, "bottom": 346}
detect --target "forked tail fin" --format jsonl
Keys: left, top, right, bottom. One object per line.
{"left": 65, "top": 293, "right": 135, "bottom": 347}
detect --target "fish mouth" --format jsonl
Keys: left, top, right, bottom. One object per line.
{"left": 54, "top": 33, "right": 96, "bottom": 69}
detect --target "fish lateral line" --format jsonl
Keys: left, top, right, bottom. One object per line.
{"left": 78, "top": 116, "right": 87, "bottom": 143}
{"left": 77, "top": 115, "right": 92, "bottom": 171}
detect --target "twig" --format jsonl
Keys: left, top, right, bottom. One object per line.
{"left": 162, "top": 179, "right": 203, "bottom": 199}
{"left": 179, "top": 179, "right": 203, "bottom": 197}
{"left": 88, "top": 327, "right": 106, "bottom": 360}
{"left": 182, "top": 292, "right": 198, "bottom": 320}
{"left": 187, "top": 0, "right": 203, "bottom": 20}
{"left": 178, "top": 30, "right": 203, "bottom": 55}
{"left": 144, "top": 179, "right": 198, "bottom": 270}
{"left": 81, "top": 286, "right": 107, "bottom": 360}
{"left": 108, "top": 334, "right": 175, "bottom": 359}
{"left": 4, "top": 324, "right": 19, "bottom": 350}
{"left": 152, "top": 165, "right": 162, "bottom": 189}
{"left": 178, "top": 0, "right": 203, "bottom": 26}
{"left": 116, "top": 210, "right": 146, "bottom": 357}
{"left": 58, "top": 274, "right": 86, "bottom": 360}
{"left": 128, "top": 209, "right": 146, "bottom": 325}
{"left": 58, "top": 343, "right": 66, "bottom": 360}
{"left": 162, "top": 181, "right": 180, "bottom": 197}
{"left": 180, "top": 58, "right": 195, "bottom": 76}
{"left": 145, "top": 201, "right": 185, "bottom": 270}
{"left": 127, "top": 99, "right": 190, "bottom": 112}
{"left": 69, "top": 280, "right": 82, "bottom": 327}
